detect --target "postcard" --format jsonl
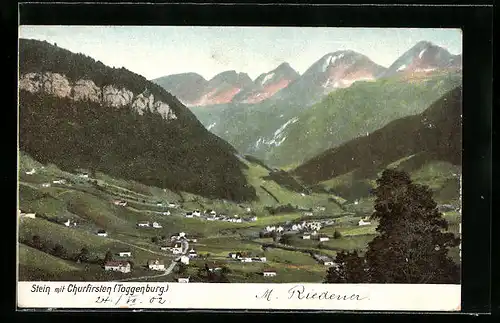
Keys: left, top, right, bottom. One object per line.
{"left": 17, "top": 25, "right": 462, "bottom": 311}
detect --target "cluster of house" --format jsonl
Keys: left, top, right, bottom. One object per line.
{"left": 78, "top": 173, "right": 89, "bottom": 179}
{"left": 170, "top": 245, "right": 197, "bottom": 259}
{"left": 104, "top": 255, "right": 173, "bottom": 274}
{"left": 154, "top": 201, "right": 180, "bottom": 208}
{"left": 358, "top": 218, "right": 371, "bottom": 226}
{"left": 261, "top": 219, "right": 340, "bottom": 242}
{"left": 147, "top": 259, "right": 166, "bottom": 271}
{"left": 25, "top": 168, "right": 36, "bottom": 175}
{"left": 137, "top": 221, "right": 163, "bottom": 229}
{"left": 262, "top": 269, "right": 277, "bottom": 277}
{"left": 103, "top": 250, "right": 133, "bottom": 273}
{"left": 113, "top": 200, "right": 128, "bottom": 207}
{"left": 96, "top": 229, "right": 108, "bottom": 237}
{"left": 170, "top": 232, "right": 197, "bottom": 243}
{"left": 64, "top": 219, "right": 77, "bottom": 227}
{"left": 184, "top": 209, "right": 257, "bottom": 223}
{"left": 264, "top": 219, "right": 332, "bottom": 236}
{"left": 104, "top": 260, "right": 131, "bottom": 273}
{"left": 184, "top": 210, "right": 203, "bottom": 218}
{"left": 302, "top": 232, "right": 330, "bottom": 242}
{"left": 158, "top": 232, "right": 198, "bottom": 258}
{"left": 18, "top": 209, "right": 36, "bottom": 219}
{"left": 228, "top": 252, "right": 267, "bottom": 263}
{"left": 312, "top": 254, "right": 337, "bottom": 266}
{"left": 174, "top": 265, "right": 277, "bottom": 283}
{"left": 40, "top": 178, "right": 73, "bottom": 188}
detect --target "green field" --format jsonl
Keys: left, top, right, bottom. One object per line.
{"left": 17, "top": 151, "right": 461, "bottom": 282}
{"left": 18, "top": 218, "right": 171, "bottom": 267}
{"left": 19, "top": 243, "right": 82, "bottom": 273}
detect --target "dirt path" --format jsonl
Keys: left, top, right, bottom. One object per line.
{"left": 55, "top": 189, "right": 74, "bottom": 197}
{"left": 106, "top": 237, "right": 168, "bottom": 257}
{"left": 18, "top": 181, "right": 40, "bottom": 190}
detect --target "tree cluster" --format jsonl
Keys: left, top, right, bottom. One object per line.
{"left": 325, "top": 169, "right": 460, "bottom": 284}
{"left": 22, "top": 235, "right": 100, "bottom": 265}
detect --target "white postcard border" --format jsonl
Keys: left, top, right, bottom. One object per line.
{"left": 17, "top": 281, "right": 461, "bottom": 311}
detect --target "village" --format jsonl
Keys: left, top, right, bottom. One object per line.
{"left": 18, "top": 162, "right": 461, "bottom": 283}
{"left": 17, "top": 164, "right": 379, "bottom": 283}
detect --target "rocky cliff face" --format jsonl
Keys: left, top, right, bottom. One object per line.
{"left": 19, "top": 72, "right": 177, "bottom": 120}
{"left": 18, "top": 38, "right": 257, "bottom": 202}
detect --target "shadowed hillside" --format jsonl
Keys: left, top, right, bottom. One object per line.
{"left": 292, "top": 86, "right": 462, "bottom": 185}
{"left": 18, "top": 39, "right": 257, "bottom": 202}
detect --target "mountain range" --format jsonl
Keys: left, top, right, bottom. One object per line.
{"left": 153, "top": 40, "right": 462, "bottom": 108}
{"left": 17, "top": 38, "right": 462, "bottom": 205}
{"left": 291, "top": 85, "right": 462, "bottom": 202}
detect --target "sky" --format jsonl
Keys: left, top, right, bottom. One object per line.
{"left": 19, "top": 26, "right": 462, "bottom": 81}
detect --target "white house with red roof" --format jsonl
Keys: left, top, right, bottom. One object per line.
{"left": 104, "top": 260, "right": 131, "bottom": 273}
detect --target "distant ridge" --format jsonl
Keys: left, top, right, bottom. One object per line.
{"left": 154, "top": 41, "right": 461, "bottom": 108}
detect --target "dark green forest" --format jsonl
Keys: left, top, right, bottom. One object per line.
{"left": 18, "top": 39, "right": 257, "bottom": 202}
{"left": 292, "top": 86, "right": 462, "bottom": 184}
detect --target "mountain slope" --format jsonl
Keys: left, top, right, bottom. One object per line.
{"left": 273, "top": 50, "right": 387, "bottom": 106}
{"left": 194, "top": 70, "right": 254, "bottom": 106}
{"left": 291, "top": 86, "right": 462, "bottom": 185}
{"left": 152, "top": 72, "right": 208, "bottom": 104}
{"left": 233, "top": 62, "right": 300, "bottom": 104}
{"left": 193, "top": 71, "right": 462, "bottom": 168}
{"left": 18, "top": 38, "right": 256, "bottom": 202}
{"left": 153, "top": 70, "right": 254, "bottom": 107}
{"left": 379, "top": 41, "right": 462, "bottom": 79}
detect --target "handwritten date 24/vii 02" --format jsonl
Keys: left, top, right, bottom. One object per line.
{"left": 95, "top": 294, "right": 168, "bottom": 306}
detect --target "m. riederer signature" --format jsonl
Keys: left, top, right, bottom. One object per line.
{"left": 256, "top": 285, "right": 368, "bottom": 301}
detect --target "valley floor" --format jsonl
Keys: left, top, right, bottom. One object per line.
{"left": 17, "top": 154, "right": 461, "bottom": 283}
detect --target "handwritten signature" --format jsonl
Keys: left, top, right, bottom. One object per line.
{"left": 256, "top": 285, "right": 368, "bottom": 301}
{"left": 95, "top": 294, "right": 168, "bottom": 306}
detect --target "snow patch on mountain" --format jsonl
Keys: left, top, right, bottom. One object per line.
{"left": 261, "top": 72, "right": 275, "bottom": 86}
{"left": 268, "top": 117, "right": 299, "bottom": 147}
{"left": 274, "top": 117, "right": 299, "bottom": 137}
{"left": 322, "top": 53, "right": 345, "bottom": 72}
{"left": 252, "top": 117, "right": 299, "bottom": 148}
{"left": 207, "top": 122, "right": 217, "bottom": 131}
{"left": 397, "top": 64, "right": 407, "bottom": 72}
{"left": 254, "top": 137, "right": 264, "bottom": 149}
{"left": 418, "top": 48, "right": 427, "bottom": 59}
{"left": 414, "top": 67, "right": 437, "bottom": 73}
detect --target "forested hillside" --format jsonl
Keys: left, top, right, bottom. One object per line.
{"left": 18, "top": 39, "right": 257, "bottom": 202}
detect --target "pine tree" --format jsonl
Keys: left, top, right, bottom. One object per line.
{"left": 324, "top": 169, "right": 460, "bottom": 284}
{"left": 325, "top": 250, "right": 368, "bottom": 283}
{"left": 77, "top": 247, "right": 90, "bottom": 262}
{"left": 365, "top": 169, "right": 460, "bottom": 284}
{"left": 52, "top": 244, "right": 67, "bottom": 258}
{"left": 103, "top": 250, "right": 113, "bottom": 264}
{"left": 31, "top": 235, "right": 42, "bottom": 249}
